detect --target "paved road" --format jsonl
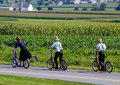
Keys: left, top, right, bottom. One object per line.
{"left": 0, "top": 65, "right": 120, "bottom": 85}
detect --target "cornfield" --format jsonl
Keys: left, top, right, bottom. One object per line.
{"left": 0, "top": 24, "right": 120, "bottom": 36}
{"left": 0, "top": 35, "right": 120, "bottom": 50}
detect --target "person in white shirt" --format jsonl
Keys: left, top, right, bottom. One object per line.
{"left": 95, "top": 38, "right": 106, "bottom": 71}
{"left": 51, "top": 36, "right": 63, "bottom": 69}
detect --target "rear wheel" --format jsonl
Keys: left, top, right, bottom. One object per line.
{"left": 23, "top": 59, "right": 30, "bottom": 69}
{"left": 105, "top": 61, "right": 113, "bottom": 73}
{"left": 11, "top": 59, "right": 17, "bottom": 68}
{"left": 92, "top": 61, "right": 99, "bottom": 72}
{"left": 60, "top": 60, "right": 67, "bottom": 71}
{"left": 47, "top": 59, "right": 54, "bottom": 70}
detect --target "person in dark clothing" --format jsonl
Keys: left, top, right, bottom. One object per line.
{"left": 51, "top": 36, "right": 63, "bottom": 69}
{"left": 95, "top": 38, "right": 106, "bottom": 71}
{"left": 14, "top": 37, "right": 38, "bottom": 66}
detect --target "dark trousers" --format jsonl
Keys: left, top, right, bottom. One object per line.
{"left": 54, "top": 52, "right": 63, "bottom": 68}
{"left": 99, "top": 51, "right": 105, "bottom": 70}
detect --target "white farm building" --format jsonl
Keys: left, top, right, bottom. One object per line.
{"left": 9, "top": 2, "right": 33, "bottom": 11}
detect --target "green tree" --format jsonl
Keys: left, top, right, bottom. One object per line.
{"left": 0, "top": 0, "right": 4, "bottom": 4}
{"left": 66, "top": 0, "right": 70, "bottom": 4}
{"left": 115, "top": 1, "right": 120, "bottom": 11}
{"left": 91, "top": 4, "right": 99, "bottom": 11}
{"left": 25, "top": 0, "right": 30, "bottom": 3}
{"left": 99, "top": 3, "right": 107, "bottom": 11}
{"left": 6, "top": 0, "right": 8, "bottom": 3}
{"left": 15, "top": 0, "right": 19, "bottom": 3}
{"left": 48, "top": 0, "right": 53, "bottom": 5}
{"left": 82, "top": 7, "right": 87, "bottom": 11}
{"left": 48, "top": 7, "right": 53, "bottom": 10}
{"left": 37, "top": 0, "right": 44, "bottom": 6}
{"left": 74, "top": 7, "right": 79, "bottom": 11}
{"left": 37, "top": 7, "right": 42, "bottom": 10}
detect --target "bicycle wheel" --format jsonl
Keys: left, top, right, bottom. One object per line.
{"left": 11, "top": 59, "right": 17, "bottom": 68}
{"left": 47, "top": 59, "right": 54, "bottom": 70}
{"left": 105, "top": 61, "right": 113, "bottom": 73}
{"left": 61, "top": 60, "right": 67, "bottom": 71}
{"left": 23, "top": 59, "right": 30, "bottom": 69}
{"left": 92, "top": 61, "right": 99, "bottom": 72}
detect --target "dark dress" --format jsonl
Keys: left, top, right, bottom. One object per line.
{"left": 15, "top": 41, "right": 31, "bottom": 60}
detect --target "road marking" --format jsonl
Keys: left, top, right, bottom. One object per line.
{"left": 0, "top": 70, "right": 120, "bottom": 82}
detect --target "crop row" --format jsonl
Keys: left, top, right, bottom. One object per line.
{"left": 0, "top": 35, "right": 120, "bottom": 50}
{"left": 0, "top": 24, "right": 120, "bottom": 36}
{"left": 30, "top": 10, "right": 120, "bottom": 15}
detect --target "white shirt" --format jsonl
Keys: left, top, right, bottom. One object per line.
{"left": 51, "top": 41, "right": 63, "bottom": 52}
{"left": 96, "top": 43, "right": 106, "bottom": 52}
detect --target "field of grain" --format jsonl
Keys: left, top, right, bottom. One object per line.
{"left": 0, "top": 11, "right": 120, "bottom": 23}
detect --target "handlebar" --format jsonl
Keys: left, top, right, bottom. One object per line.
{"left": 95, "top": 51, "right": 98, "bottom": 57}
{"left": 48, "top": 45, "right": 53, "bottom": 52}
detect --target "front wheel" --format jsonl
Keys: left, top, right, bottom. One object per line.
{"left": 105, "top": 61, "right": 113, "bottom": 73}
{"left": 23, "top": 59, "right": 30, "bottom": 69}
{"left": 11, "top": 58, "right": 18, "bottom": 68}
{"left": 47, "top": 59, "right": 54, "bottom": 70}
{"left": 92, "top": 61, "right": 99, "bottom": 72}
{"left": 60, "top": 60, "right": 67, "bottom": 71}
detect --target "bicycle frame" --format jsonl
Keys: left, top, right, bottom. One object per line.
{"left": 94, "top": 51, "right": 100, "bottom": 70}
{"left": 50, "top": 49, "right": 53, "bottom": 60}
{"left": 47, "top": 46, "right": 67, "bottom": 70}
{"left": 13, "top": 54, "right": 18, "bottom": 66}
{"left": 49, "top": 48, "right": 55, "bottom": 67}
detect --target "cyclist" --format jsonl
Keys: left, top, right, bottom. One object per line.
{"left": 14, "top": 37, "right": 38, "bottom": 67}
{"left": 95, "top": 38, "right": 106, "bottom": 71}
{"left": 51, "top": 36, "right": 63, "bottom": 69}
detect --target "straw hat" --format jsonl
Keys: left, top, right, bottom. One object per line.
{"left": 54, "top": 36, "right": 60, "bottom": 41}
{"left": 98, "top": 38, "right": 102, "bottom": 43}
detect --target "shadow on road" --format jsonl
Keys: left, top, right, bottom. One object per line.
{"left": 77, "top": 70, "right": 94, "bottom": 73}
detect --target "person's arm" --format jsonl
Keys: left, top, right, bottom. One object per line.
{"left": 104, "top": 44, "right": 106, "bottom": 50}
{"left": 14, "top": 42, "right": 18, "bottom": 48}
{"left": 51, "top": 42, "right": 56, "bottom": 49}
{"left": 59, "top": 42, "right": 63, "bottom": 50}
{"left": 11, "top": 50, "right": 14, "bottom": 55}
{"left": 95, "top": 44, "right": 99, "bottom": 50}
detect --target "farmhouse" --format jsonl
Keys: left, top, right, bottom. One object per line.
{"left": 9, "top": 2, "right": 33, "bottom": 11}
{"left": 55, "top": 1, "right": 63, "bottom": 5}
{"left": 70, "top": 0, "right": 81, "bottom": 4}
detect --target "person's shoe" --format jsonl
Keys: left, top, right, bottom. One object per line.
{"left": 35, "top": 56, "right": 38, "bottom": 61}
{"left": 100, "top": 69, "right": 104, "bottom": 71}
{"left": 18, "top": 65, "right": 22, "bottom": 67}
{"left": 54, "top": 67, "right": 58, "bottom": 69}
{"left": 60, "top": 67, "right": 62, "bottom": 69}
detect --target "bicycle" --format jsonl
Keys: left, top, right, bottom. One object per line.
{"left": 11, "top": 54, "right": 30, "bottom": 69}
{"left": 92, "top": 51, "right": 113, "bottom": 73}
{"left": 47, "top": 47, "right": 67, "bottom": 71}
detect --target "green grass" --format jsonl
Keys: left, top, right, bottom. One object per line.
{"left": 1, "top": 18, "right": 120, "bottom": 25}
{"left": 0, "top": 74, "right": 96, "bottom": 85}
{"left": 1, "top": 11, "right": 120, "bottom": 21}
{"left": 0, "top": 18, "right": 106, "bottom": 24}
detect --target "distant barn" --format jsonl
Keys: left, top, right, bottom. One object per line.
{"left": 9, "top": 2, "right": 33, "bottom": 11}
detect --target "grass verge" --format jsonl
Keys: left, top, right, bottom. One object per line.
{"left": 0, "top": 74, "right": 96, "bottom": 85}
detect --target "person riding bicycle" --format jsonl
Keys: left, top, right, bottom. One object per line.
{"left": 51, "top": 36, "right": 63, "bottom": 69}
{"left": 14, "top": 37, "right": 38, "bottom": 67}
{"left": 95, "top": 38, "right": 106, "bottom": 71}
